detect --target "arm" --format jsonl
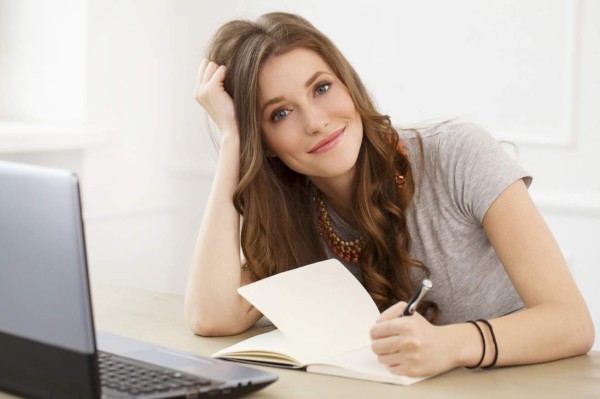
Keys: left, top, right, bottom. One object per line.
{"left": 370, "top": 180, "right": 594, "bottom": 376}
{"left": 184, "top": 60, "right": 262, "bottom": 337}
{"left": 475, "top": 179, "right": 594, "bottom": 364}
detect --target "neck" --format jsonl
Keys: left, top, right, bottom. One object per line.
{"left": 311, "top": 175, "right": 355, "bottom": 225}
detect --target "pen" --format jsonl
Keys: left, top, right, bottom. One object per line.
{"left": 402, "top": 279, "right": 433, "bottom": 316}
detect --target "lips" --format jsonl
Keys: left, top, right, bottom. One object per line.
{"left": 308, "top": 128, "right": 345, "bottom": 154}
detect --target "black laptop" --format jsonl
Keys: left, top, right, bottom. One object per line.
{"left": 0, "top": 161, "right": 277, "bottom": 399}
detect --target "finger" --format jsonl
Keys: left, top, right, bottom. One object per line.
{"left": 195, "top": 59, "right": 209, "bottom": 98}
{"left": 378, "top": 350, "right": 424, "bottom": 377}
{"left": 208, "top": 65, "right": 227, "bottom": 87}
{"left": 376, "top": 350, "right": 403, "bottom": 368}
{"left": 388, "top": 363, "right": 420, "bottom": 377}
{"left": 370, "top": 318, "right": 407, "bottom": 339}
{"left": 377, "top": 301, "right": 408, "bottom": 322}
{"left": 202, "top": 61, "right": 220, "bottom": 84}
{"left": 195, "top": 58, "right": 209, "bottom": 90}
{"left": 371, "top": 335, "right": 403, "bottom": 356}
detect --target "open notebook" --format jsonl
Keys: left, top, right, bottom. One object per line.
{"left": 213, "top": 259, "right": 436, "bottom": 385}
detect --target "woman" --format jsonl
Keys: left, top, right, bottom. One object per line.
{"left": 185, "top": 12, "right": 594, "bottom": 377}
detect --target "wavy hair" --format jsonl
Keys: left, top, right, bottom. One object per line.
{"left": 206, "top": 12, "right": 438, "bottom": 321}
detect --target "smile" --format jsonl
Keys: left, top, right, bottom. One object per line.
{"left": 308, "top": 128, "right": 345, "bottom": 154}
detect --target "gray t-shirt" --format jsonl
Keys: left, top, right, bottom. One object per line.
{"left": 321, "top": 121, "right": 532, "bottom": 325}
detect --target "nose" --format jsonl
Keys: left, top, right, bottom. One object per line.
{"left": 303, "top": 103, "right": 328, "bottom": 135}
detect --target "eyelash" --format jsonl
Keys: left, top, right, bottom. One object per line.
{"left": 270, "top": 81, "right": 333, "bottom": 122}
{"left": 315, "top": 81, "right": 332, "bottom": 96}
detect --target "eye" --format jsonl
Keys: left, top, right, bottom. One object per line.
{"left": 271, "top": 108, "right": 290, "bottom": 122}
{"left": 315, "top": 81, "right": 331, "bottom": 95}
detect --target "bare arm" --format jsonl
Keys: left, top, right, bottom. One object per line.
{"left": 184, "top": 60, "right": 262, "bottom": 336}
{"left": 371, "top": 180, "right": 594, "bottom": 376}
{"left": 475, "top": 179, "right": 594, "bottom": 365}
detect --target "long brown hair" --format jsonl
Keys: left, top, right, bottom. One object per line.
{"left": 206, "top": 12, "right": 438, "bottom": 321}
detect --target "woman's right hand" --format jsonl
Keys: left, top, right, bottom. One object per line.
{"left": 195, "top": 59, "right": 238, "bottom": 136}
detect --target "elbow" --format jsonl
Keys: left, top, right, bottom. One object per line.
{"left": 185, "top": 307, "right": 224, "bottom": 337}
{"left": 184, "top": 304, "right": 246, "bottom": 337}
{"left": 187, "top": 317, "right": 225, "bottom": 337}
{"left": 578, "top": 317, "right": 596, "bottom": 354}
{"left": 569, "top": 306, "right": 596, "bottom": 355}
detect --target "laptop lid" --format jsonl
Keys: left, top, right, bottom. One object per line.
{"left": 0, "top": 161, "right": 100, "bottom": 398}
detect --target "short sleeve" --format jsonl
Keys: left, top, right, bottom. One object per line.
{"left": 436, "top": 122, "right": 532, "bottom": 223}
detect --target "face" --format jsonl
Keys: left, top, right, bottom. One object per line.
{"left": 258, "top": 48, "right": 363, "bottom": 185}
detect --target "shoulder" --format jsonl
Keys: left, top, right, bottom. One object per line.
{"left": 399, "top": 119, "right": 531, "bottom": 222}
{"left": 399, "top": 119, "right": 498, "bottom": 149}
{"left": 398, "top": 119, "right": 503, "bottom": 169}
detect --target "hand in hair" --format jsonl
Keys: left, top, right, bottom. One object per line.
{"left": 195, "top": 58, "right": 238, "bottom": 135}
{"left": 370, "top": 301, "right": 468, "bottom": 377}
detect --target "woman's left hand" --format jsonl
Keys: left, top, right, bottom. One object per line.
{"left": 370, "top": 302, "right": 458, "bottom": 377}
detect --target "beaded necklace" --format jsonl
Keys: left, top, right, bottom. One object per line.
{"left": 313, "top": 140, "right": 407, "bottom": 264}
{"left": 314, "top": 190, "right": 364, "bottom": 263}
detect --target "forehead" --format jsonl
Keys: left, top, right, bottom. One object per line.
{"left": 258, "top": 48, "right": 333, "bottom": 101}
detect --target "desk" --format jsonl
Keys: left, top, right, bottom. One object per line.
{"left": 2, "top": 283, "right": 599, "bottom": 399}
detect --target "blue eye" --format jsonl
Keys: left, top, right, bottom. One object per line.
{"left": 315, "top": 82, "right": 331, "bottom": 95}
{"left": 271, "top": 109, "right": 290, "bottom": 122}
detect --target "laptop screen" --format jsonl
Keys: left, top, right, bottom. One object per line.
{"left": 0, "top": 161, "right": 96, "bottom": 354}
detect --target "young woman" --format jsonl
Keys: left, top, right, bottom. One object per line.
{"left": 185, "top": 12, "right": 594, "bottom": 377}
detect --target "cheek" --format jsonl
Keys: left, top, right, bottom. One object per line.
{"left": 335, "top": 90, "right": 360, "bottom": 120}
{"left": 262, "top": 129, "right": 298, "bottom": 157}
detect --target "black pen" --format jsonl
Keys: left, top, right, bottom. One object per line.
{"left": 402, "top": 279, "right": 433, "bottom": 316}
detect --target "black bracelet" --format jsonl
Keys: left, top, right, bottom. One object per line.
{"left": 477, "top": 319, "right": 499, "bottom": 369}
{"left": 466, "top": 321, "right": 486, "bottom": 369}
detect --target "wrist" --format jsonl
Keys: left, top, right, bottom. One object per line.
{"left": 443, "top": 323, "right": 485, "bottom": 368}
{"left": 220, "top": 130, "right": 240, "bottom": 146}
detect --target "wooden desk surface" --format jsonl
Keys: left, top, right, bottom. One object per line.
{"left": 2, "top": 283, "right": 599, "bottom": 399}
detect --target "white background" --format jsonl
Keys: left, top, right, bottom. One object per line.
{"left": 1, "top": 0, "right": 598, "bottom": 349}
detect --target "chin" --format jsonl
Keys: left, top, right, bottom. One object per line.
{"left": 319, "top": 151, "right": 361, "bottom": 179}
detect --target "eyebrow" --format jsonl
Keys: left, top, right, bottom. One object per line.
{"left": 261, "top": 70, "right": 329, "bottom": 116}
{"left": 304, "top": 70, "right": 327, "bottom": 88}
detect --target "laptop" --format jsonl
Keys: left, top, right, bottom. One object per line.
{"left": 0, "top": 161, "right": 278, "bottom": 399}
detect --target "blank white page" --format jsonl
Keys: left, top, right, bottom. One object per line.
{"left": 238, "top": 259, "right": 380, "bottom": 363}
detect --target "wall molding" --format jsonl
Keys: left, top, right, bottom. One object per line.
{"left": 0, "top": 122, "right": 107, "bottom": 153}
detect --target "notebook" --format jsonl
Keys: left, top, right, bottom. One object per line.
{"left": 212, "top": 259, "right": 433, "bottom": 385}
{"left": 0, "top": 161, "right": 278, "bottom": 399}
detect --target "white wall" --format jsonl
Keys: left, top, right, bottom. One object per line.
{"left": 1, "top": 0, "right": 598, "bottom": 349}
{"left": 78, "top": 0, "right": 247, "bottom": 294}
{"left": 0, "top": 0, "right": 88, "bottom": 123}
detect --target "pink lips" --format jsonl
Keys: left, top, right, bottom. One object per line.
{"left": 308, "top": 128, "right": 345, "bottom": 154}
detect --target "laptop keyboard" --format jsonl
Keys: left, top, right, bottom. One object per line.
{"left": 98, "top": 351, "right": 214, "bottom": 396}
